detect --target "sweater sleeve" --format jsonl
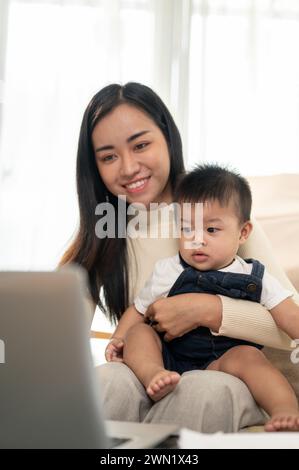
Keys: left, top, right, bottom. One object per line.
{"left": 215, "top": 217, "right": 299, "bottom": 350}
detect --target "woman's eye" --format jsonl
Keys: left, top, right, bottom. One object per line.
{"left": 101, "top": 154, "right": 116, "bottom": 163}
{"left": 181, "top": 227, "right": 192, "bottom": 234}
{"left": 135, "top": 142, "right": 149, "bottom": 151}
{"left": 207, "top": 227, "right": 219, "bottom": 233}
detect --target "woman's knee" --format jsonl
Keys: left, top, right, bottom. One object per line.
{"left": 95, "top": 362, "right": 152, "bottom": 421}
{"left": 96, "top": 361, "right": 140, "bottom": 388}
{"left": 147, "top": 370, "right": 263, "bottom": 432}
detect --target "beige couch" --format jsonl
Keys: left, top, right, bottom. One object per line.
{"left": 247, "top": 174, "right": 299, "bottom": 427}
{"left": 249, "top": 174, "right": 299, "bottom": 292}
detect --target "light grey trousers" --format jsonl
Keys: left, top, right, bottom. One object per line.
{"left": 95, "top": 362, "right": 266, "bottom": 432}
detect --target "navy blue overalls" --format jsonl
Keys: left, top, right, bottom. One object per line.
{"left": 159, "top": 255, "right": 264, "bottom": 374}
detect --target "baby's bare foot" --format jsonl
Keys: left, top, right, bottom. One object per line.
{"left": 265, "top": 411, "right": 299, "bottom": 432}
{"left": 146, "top": 369, "right": 180, "bottom": 402}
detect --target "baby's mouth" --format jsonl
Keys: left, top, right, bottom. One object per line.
{"left": 192, "top": 252, "right": 209, "bottom": 261}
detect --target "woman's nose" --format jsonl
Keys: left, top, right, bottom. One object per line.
{"left": 120, "top": 151, "right": 141, "bottom": 178}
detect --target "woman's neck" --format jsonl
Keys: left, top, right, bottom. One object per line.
{"left": 151, "top": 181, "right": 173, "bottom": 207}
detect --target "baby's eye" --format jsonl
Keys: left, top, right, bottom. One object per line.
{"left": 207, "top": 227, "right": 219, "bottom": 233}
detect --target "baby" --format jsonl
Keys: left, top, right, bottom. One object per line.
{"left": 105, "top": 164, "right": 299, "bottom": 432}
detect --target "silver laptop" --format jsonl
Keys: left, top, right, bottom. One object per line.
{"left": 0, "top": 266, "right": 178, "bottom": 449}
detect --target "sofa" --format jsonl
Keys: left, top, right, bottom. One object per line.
{"left": 247, "top": 174, "right": 299, "bottom": 428}
{"left": 248, "top": 174, "right": 299, "bottom": 292}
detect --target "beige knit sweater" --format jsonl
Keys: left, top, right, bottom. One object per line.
{"left": 126, "top": 207, "right": 298, "bottom": 351}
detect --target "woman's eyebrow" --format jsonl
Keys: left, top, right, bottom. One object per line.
{"left": 127, "top": 130, "right": 150, "bottom": 143}
{"left": 95, "top": 130, "right": 150, "bottom": 153}
{"left": 181, "top": 219, "right": 192, "bottom": 224}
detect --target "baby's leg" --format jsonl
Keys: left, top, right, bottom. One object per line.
{"left": 207, "top": 345, "right": 299, "bottom": 431}
{"left": 123, "top": 323, "right": 180, "bottom": 402}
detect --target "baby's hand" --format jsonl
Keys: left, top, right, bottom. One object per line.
{"left": 105, "top": 337, "right": 125, "bottom": 363}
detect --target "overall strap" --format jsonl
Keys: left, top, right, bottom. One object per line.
{"left": 244, "top": 258, "right": 265, "bottom": 279}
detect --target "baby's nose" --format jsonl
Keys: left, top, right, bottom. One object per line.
{"left": 184, "top": 238, "right": 206, "bottom": 250}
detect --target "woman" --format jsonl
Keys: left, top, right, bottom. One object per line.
{"left": 60, "top": 82, "right": 297, "bottom": 432}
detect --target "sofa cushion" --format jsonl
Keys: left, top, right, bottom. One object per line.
{"left": 245, "top": 175, "right": 299, "bottom": 431}
{"left": 248, "top": 174, "right": 299, "bottom": 291}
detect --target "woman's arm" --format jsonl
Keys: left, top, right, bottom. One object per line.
{"left": 146, "top": 289, "right": 295, "bottom": 350}
{"left": 218, "top": 218, "right": 299, "bottom": 350}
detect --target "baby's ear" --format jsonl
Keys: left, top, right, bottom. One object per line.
{"left": 239, "top": 220, "right": 253, "bottom": 244}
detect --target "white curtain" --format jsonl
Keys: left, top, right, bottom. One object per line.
{"left": 1, "top": 0, "right": 299, "bottom": 271}
{"left": 189, "top": 0, "right": 299, "bottom": 176}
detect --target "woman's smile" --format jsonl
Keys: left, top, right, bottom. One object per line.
{"left": 123, "top": 176, "right": 151, "bottom": 194}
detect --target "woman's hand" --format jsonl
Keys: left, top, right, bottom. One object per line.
{"left": 144, "top": 293, "right": 222, "bottom": 341}
{"left": 105, "top": 337, "right": 125, "bottom": 362}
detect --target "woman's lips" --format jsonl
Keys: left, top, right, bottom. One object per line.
{"left": 124, "top": 176, "right": 151, "bottom": 194}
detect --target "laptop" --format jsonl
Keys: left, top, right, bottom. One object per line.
{"left": 0, "top": 266, "right": 178, "bottom": 449}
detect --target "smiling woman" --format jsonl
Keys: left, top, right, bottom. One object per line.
{"left": 92, "top": 103, "right": 172, "bottom": 207}
{"left": 59, "top": 82, "right": 184, "bottom": 322}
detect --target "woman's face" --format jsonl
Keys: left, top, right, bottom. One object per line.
{"left": 92, "top": 103, "right": 171, "bottom": 207}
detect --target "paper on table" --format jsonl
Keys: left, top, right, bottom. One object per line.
{"left": 179, "top": 428, "right": 299, "bottom": 449}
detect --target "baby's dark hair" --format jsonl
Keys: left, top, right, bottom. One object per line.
{"left": 174, "top": 163, "right": 252, "bottom": 224}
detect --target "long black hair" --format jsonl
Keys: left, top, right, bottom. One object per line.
{"left": 59, "top": 82, "right": 185, "bottom": 324}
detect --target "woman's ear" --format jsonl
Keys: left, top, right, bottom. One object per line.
{"left": 239, "top": 220, "right": 253, "bottom": 245}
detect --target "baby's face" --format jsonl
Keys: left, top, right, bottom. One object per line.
{"left": 179, "top": 199, "right": 249, "bottom": 271}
